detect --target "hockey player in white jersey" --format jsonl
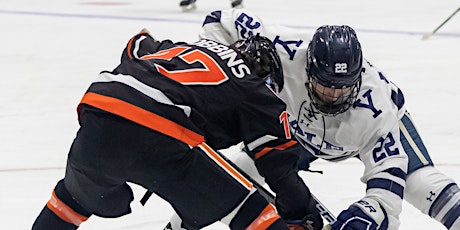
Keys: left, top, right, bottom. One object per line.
{"left": 194, "top": 8, "right": 460, "bottom": 230}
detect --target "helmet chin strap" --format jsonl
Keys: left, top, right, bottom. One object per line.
{"left": 319, "top": 115, "right": 326, "bottom": 152}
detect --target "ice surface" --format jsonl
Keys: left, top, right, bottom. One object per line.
{"left": 1, "top": 0, "right": 459, "bottom": 229}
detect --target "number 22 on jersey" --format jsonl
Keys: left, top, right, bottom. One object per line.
{"left": 373, "top": 132, "right": 399, "bottom": 163}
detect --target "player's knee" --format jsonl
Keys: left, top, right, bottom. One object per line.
{"left": 54, "top": 180, "right": 92, "bottom": 216}
{"left": 93, "top": 183, "right": 134, "bottom": 218}
{"left": 33, "top": 179, "right": 92, "bottom": 229}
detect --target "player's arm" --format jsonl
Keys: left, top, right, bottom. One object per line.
{"left": 118, "top": 29, "right": 178, "bottom": 63}
{"left": 245, "top": 138, "right": 324, "bottom": 229}
{"left": 332, "top": 126, "right": 408, "bottom": 230}
{"left": 237, "top": 89, "right": 323, "bottom": 229}
{"left": 199, "top": 9, "right": 264, "bottom": 44}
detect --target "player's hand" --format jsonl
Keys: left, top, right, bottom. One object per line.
{"left": 331, "top": 198, "right": 388, "bottom": 230}
{"left": 286, "top": 213, "right": 324, "bottom": 230}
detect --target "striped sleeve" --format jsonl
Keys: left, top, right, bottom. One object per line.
{"left": 359, "top": 129, "right": 408, "bottom": 230}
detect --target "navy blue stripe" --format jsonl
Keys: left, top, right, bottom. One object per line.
{"left": 400, "top": 113, "right": 433, "bottom": 173}
{"left": 383, "top": 168, "right": 407, "bottom": 180}
{"left": 367, "top": 178, "right": 404, "bottom": 199}
{"left": 391, "top": 88, "right": 405, "bottom": 110}
{"left": 443, "top": 200, "right": 460, "bottom": 228}
{"left": 202, "top": 10, "right": 222, "bottom": 26}
{"left": 430, "top": 183, "right": 460, "bottom": 217}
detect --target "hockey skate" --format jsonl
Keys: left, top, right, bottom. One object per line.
{"left": 231, "top": 0, "right": 243, "bottom": 8}
{"left": 179, "top": 0, "right": 196, "bottom": 11}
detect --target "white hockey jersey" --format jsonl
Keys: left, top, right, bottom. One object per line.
{"left": 200, "top": 9, "right": 408, "bottom": 229}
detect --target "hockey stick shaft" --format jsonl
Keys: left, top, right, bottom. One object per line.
{"left": 422, "top": 7, "right": 460, "bottom": 40}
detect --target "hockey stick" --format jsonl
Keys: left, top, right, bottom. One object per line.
{"left": 422, "top": 7, "right": 460, "bottom": 40}
{"left": 156, "top": 149, "right": 336, "bottom": 229}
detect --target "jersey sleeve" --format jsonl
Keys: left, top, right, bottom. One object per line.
{"left": 235, "top": 80, "right": 294, "bottom": 155}
{"left": 117, "top": 29, "right": 177, "bottom": 65}
{"left": 199, "top": 9, "right": 265, "bottom": 44}
{"left": 200, "top": 9, "right": 313, "bottom": 119}
{"left": 358, "top": 122, "right": 408, "bottom": 229}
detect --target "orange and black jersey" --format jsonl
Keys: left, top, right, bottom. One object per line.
{"left": 79, "top": 30, "right": 297, "bottom": 157}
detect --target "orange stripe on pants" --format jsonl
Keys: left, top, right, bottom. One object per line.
{"left": 199, "top": 143, "right": 253, "bottom": 190}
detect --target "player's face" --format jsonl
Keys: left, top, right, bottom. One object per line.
{"left": 311, "top": 79, "right": 352, "bottom": 104}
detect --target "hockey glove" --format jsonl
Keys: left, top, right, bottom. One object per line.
{"left": 331, "top": 198, "right": 388, "bottom": 230}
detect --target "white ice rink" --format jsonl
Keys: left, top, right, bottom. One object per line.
{"left": 1, "top": 0, "right": 459, "bottom": 229}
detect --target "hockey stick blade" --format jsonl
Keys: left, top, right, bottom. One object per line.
{"left": 422, "top": 7, "right": 460, "bottom": 40}
{"left": 421, "top": 32, "right": 434, "bottom": 40}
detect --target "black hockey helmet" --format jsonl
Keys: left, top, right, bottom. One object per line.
{"left": 306, "top": 25, "right": 363, "bottom": 116}
{"left": 232, "top": 34, "right": 284, "bottom": 93}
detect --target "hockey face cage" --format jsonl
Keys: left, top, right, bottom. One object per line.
{"left": 233, "top": 34, "right": 284, "bottom": 93}
{"left": 306, "top": 77, "right": 361, "bottom": 116}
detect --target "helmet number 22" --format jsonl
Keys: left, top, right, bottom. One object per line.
{"left": 372, "top": 132, "right": 399, "bottom": 163}
{"left": 334, "top": 63, "right": 348, "bottom": 73}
